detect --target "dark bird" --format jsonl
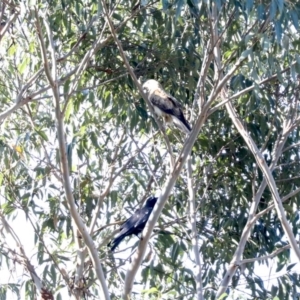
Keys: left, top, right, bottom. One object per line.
{"left": 142, "top": 79, "right": 192, "bottom": 134}
{"left": 108, "top": 196, "right": 158, "bottom": 251}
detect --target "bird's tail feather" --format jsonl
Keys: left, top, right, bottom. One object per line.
{"left": 172, "top": 117, "right": 191, "bottom": 134}
{"left": 109, "top": 235, "right": 125, "bottom": 252}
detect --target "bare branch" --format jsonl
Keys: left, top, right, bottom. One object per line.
{"left": 35, "top": 10, "right": 55, "bottom": 87}
{"left": 37, "top": 13, "right": 110, "bottom": 300}
{"left": 216, "top": 127, "right": 297, "bottom": 297}
{"left": 283, "top": 141, "right": 300, "bottom": 153}
{"left": 128, "top": 132, "right": 160, "bottom": 188}
{"left": 186, "top": 156, "right": 204, "bottom": 300}
{"left": 61, "top": 18, "right": 109, "bottom": 114}
{"left": 0, "top": 5, "right": 19, "bottom": 43}
{"left": 209, "top": 4, "right": 300, "bottom": 298}
{"left": 239, "top": 244, "right": 291, "bottom": 266}
{"left": 0, "top": 5, "right": 147, "bottom": 123}
{"left": 89, "top": 130, "right": 126, "bottom": 234}
{"left": 217, "top": 89, "right": 300, "bottom": 298}
{"left": 16, "top": 69, "right": 44, "bottom": 103}
{"left": 251, "top": 187, "right": 300, "bottom": 225}
{"left": 24, "top": 210, "right": 74, "bottom": 294}
{"left": 193, "top": 39, "right": 214, "bottom": 110}
{"left": 123, "top": 84, "right": 210, "bottom": 297}
{"left": 56, "top": 15, "right": 99, "bottom": 63}
{"left": 208, "top": 63, "right": 296, "bottom": 115}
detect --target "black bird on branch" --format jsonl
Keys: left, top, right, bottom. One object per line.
{"left": 108, "top": 196, "right": 158, "bottom": 252}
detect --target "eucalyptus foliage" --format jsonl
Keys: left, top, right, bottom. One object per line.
{"left": 0, "top": 0, "right": 300, "bottom": 299}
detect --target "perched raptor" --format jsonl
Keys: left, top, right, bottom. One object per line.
{"left": 108, "top": 196, "right": 158, "bottom": 251}
{"left": 142, "top": 79, "right": 192, "bottom": 134}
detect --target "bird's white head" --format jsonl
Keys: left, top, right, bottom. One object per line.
{"left": 142, "top": 79, "right": 162, "bottom": 94}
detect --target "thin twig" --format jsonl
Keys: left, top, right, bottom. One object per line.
{"left": 239, "top": 245, "right": 291, "bottom": 266}
{"left": 89, "top": 130, "right": 126, "bottom": 234}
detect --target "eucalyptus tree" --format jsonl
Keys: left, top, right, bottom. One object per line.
{"left": 0, "top": 0, "right": 300, "bottom": 299}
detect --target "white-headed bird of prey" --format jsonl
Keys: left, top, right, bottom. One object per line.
{"left": 108, "top": 196, "right": 158, "bottom": 251}
{"left": 142, "top": 79, "right": 192, "bottom": 134}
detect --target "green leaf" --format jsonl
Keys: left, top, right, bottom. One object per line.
{"left": 276, "top": 0, "right": 284, "bottom": 14}
{"left": 142, "top": 287, "right": 159, "bottom": 295}
{"left": 274, "top": 20, "right": 282, "bottom": 43}
{"left": 162, "top": 0, "right": 169, "bottom": 11}
{"left": 246, "top": 0, "right": 253, "bottom": 13}
{"left": 291, "top": 10, "right": 299, "bottom": 30}
{"left": 176, "top": 0, "right": 185, "bottom": 20}
{"left": 286, "top": 262, "right": 297, "bottom": 271}
{"left": 241, "top": 48, "right": 252, "bottom": 59}
{"left": 217, "top": 293, "right": 228, "bottom": 300}
{"left": 65, "top": 99, "right": 74, "bottom": 122}
{"left": 35, "top": 129, "right": 49, "bottom": 141}
{"left": 18, "top": 56, "right": 30, "bottom": 74}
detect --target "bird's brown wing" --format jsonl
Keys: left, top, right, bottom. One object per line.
{"left": 149, "top": 89, "right": 191, "bottom": 133}
{"left": 166, "top": 94, "right": 183, "bottom": 109}
{"left": 165, "top": 95, "right": 191, "bottom": 133}
{"left": 149, "top": 89, "right": 175, "bottom": 113}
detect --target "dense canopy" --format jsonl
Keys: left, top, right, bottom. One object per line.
{"left": 0, "top": 0, "right": 300, "bottom": 299}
